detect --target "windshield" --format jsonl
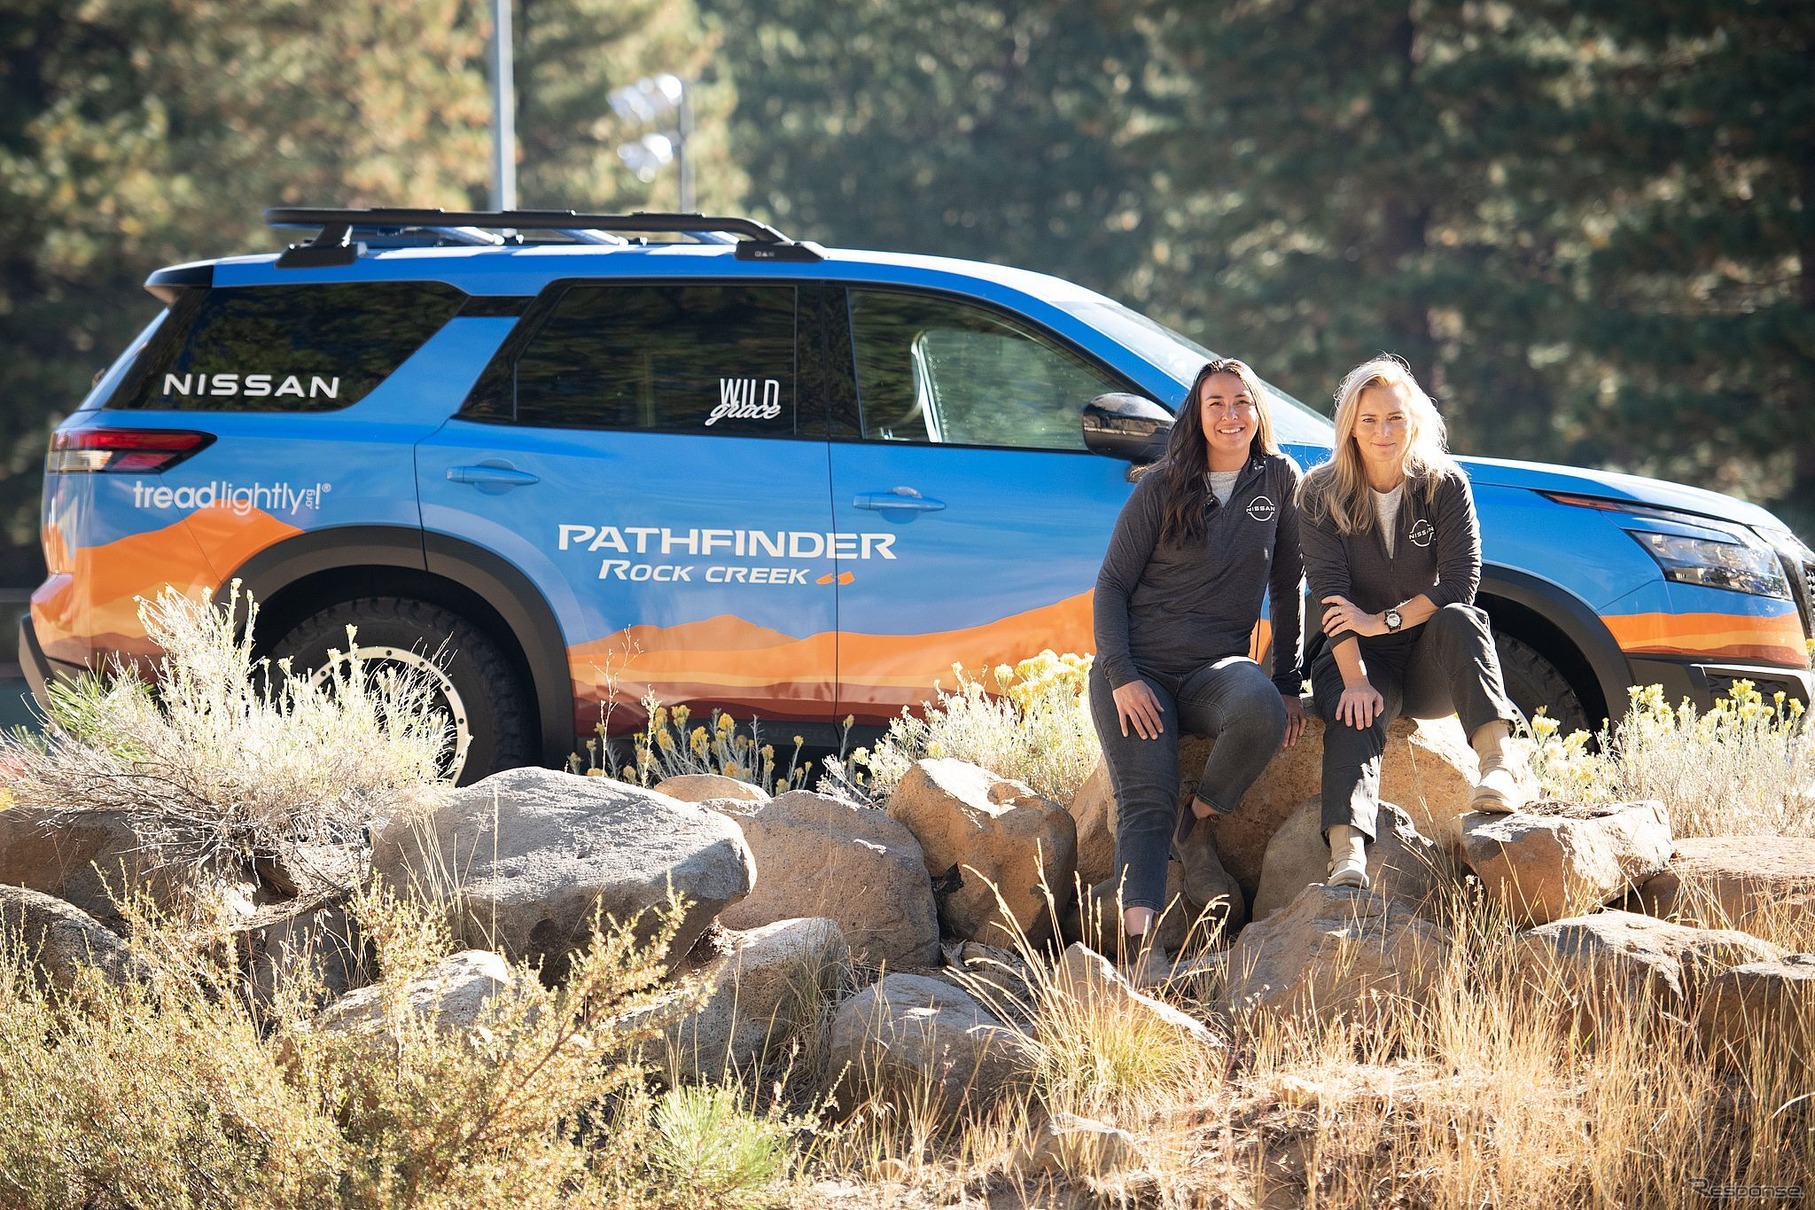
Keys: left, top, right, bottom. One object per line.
{"left": 1059, "top": 299, "right": 1335, "bottom": 446}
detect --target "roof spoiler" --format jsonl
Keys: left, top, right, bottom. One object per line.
{"left": 265, "top": 207, "right": 825, "bottom": 268}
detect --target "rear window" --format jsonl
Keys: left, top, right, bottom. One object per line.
{"left": 110, "top": 282, "right": 465, "bottom": 412}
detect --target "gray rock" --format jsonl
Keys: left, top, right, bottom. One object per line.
{"left": 1223, "top": 884, "right": 1452, "bottom": 1027}
{"left": 1515, "top": 909, "right": 1782, "bottom": 1012}
{"left": 826, "top": 972, "right": 1036, "bottom": 1120}
{"left": 886, "top": 759, "right": 1077, "bottom": 948}
{"left": 240, "top": 902, "right": 366, "bottom": 1013}
{"left": 1637, "top": 836, "right": 1815, "bottom": 933}
{"left": 316, "top": 949, "right": 515, "bottom": 1037}
{"left": 665, "top": 917, "right": 850, "bottom": 1082}
{"left": 0, "top": 884, "right": 142, "bottom": 993}
{"left": 712, "top": 789, "right": 939, "bottom": 967}
{"left": 1012, "top": 1113, "right": 1145, "bottom": 1179}
{"left": 1053, "top": 943, "right": 1220, "bottom": 1044}
{"left": 0, "top": 807, "right": 181, "bottom": 929}
{"left": 1696, "top": 953, "right": 1815, "bottom": 1072}
{"left": 1460, "top": 800, "right": 1674, "bottom": 926}
{"left": 372, "top": 767, "right": 756, "bottom": 982}
{"left": 1253, "top": 799, "right": 1449, "bottom": 921}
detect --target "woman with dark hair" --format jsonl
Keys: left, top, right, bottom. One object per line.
{"left": 1090, "top": 358, "right": 1305, "bottom": 982}
{"left": 1297, "top": 356, "right": 1529, "bottom": 890}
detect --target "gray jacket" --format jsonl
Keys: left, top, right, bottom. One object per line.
{"left": 1299, "top": 464, "right": 1481, "bottom": 647}
{"left": 1094, "top": 451, "right": 1304, "bottom": 694}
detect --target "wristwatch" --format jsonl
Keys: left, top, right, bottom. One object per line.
{"left": 1383, "top": 606, "right": 1404, "bottom": 633}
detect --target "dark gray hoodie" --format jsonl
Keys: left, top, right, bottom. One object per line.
{"left": 1094, "top": 451, "right": 1304, "bottom": 694}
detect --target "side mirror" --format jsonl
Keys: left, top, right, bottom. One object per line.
{"left": 1082, "top": 393, "right": 1173, "bottom": 464}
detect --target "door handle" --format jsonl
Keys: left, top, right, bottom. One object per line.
{"left": 447, "top": 463, "right": 540, "bottom": 488}
{"left": 853, "top": 488, "right": 945, "bottom": 513}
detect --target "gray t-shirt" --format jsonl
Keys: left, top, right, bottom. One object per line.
{"left": 1207, "top": 470, "right": 1241, "bottom": 506}
{"left": 1373, "top": 484, "right": 1405, "bottom": 557}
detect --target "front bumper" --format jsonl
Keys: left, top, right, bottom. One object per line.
{"left": 1623, "top": 654, "right": 1814, "bottom": 715}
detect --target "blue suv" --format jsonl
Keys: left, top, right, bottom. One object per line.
{"left": 24, "top": 208, "right": 1815, "bottom": 781}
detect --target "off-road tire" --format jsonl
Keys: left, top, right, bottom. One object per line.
{"left": 1493, "top": 629, "right": 1591, "bottom": 737}
{"left": 271, "top": 597, "right": 534, "bottom": 784}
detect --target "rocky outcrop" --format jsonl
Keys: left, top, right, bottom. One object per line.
{"left": 1459, "top": 801, "right": 1673, "bottom": 926}
{"left": 826, "top": 972, "right": 1036, "bottom": 1120}
{"left": 886, "top": 759, "right": 1077, "bottom": 948}
{"left": 1223, "top": 884, "right": 1452, "bottom": 1027}
{"left": 240, "top": 902, "right": 366, "bottom": 1013}
{"left": 711, "top": 789, "right": 939, "bottom": 967}
{"left": 1252, "top": 799, "right": 1448, "bottom": 921}
{"left": 1695, "top": 954, "right": 1815, "bottom": 1071}
{"left": 1066, "top": 760, "right": 1117, "bottom": 890}
{"left": 0, "top": 806, "right": 193, "bottom": 929}
{"left": 1012, "top": 1113, "right": 1145, "bottom": 1180}
{"left": 1053, "top": 943, "right": 1220, "bottom": 1045}
{"left": 372, "top": 767, "right": 756, "bottom": 982}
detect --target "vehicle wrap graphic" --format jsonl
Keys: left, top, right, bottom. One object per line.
{"left": 1601, "top": 608, "right": 1806, "bottom": 666}
{"left": 32, "top": 508, "right": 301, "bottom": 662}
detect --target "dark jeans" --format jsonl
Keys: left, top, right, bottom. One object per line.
{"left": 1088, "top": 656, "right": 1287, "bottom": 914}
{"left": 1311, "top": 602, "right": 1518, "bottom": 840}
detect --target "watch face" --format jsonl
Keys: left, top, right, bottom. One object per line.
{"left": 1386, "top": 609, "right": 1402, "bottom": 631}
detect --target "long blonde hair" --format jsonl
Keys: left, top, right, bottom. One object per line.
{"left": 1297, "top": 355, "right": 1459, "bottom": 535}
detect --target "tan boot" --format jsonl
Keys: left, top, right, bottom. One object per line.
{"left": 1471, "top": 719, "right": 1531, "bottom": 813}
{"left": 1326, "top": 823, "right": 1370, "bottom": 890}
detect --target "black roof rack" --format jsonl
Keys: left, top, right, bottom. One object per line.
{"left": 264, "top": 206, "right": 825, "bottom": 269}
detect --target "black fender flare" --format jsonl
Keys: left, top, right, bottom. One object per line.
{"left": 1477, "top": 565, "right": 1631, "bottom": 722}
{"left": 220, "top": 525, "right": 574, "bottom": 767}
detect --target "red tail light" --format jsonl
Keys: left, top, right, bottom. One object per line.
{"left": 47, "top": 428, "right": 215, "bottom": 474}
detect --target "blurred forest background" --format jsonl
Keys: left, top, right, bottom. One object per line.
{"left": 0, "top": 0, "right": 1808, "bottom": 585}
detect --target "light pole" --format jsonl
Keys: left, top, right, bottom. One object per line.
{"left": 489, "top": 0, "right": 516, "bottom": 211}
{"left": 609, "top": 74, "right": 693, "bottom": 212}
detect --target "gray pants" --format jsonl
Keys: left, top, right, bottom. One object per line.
{"left": 1311, "top": 602, "right": 1518, "bottom": 840}
{"left": 1088, "top": 656, "right": 1287, "bottom": 913}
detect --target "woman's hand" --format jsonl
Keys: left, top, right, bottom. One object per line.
{"left": 1321, "top": 594, "right": 1383, "bottom": 639}
{"left": 1281, "top": 693, "right": 1306, "bottom": 748}
{"left": 1111, "top": 680, "right": 1165, "bottom": 739}
{"left": 1335, "top": 680, "right": 1386, "bottom": 730}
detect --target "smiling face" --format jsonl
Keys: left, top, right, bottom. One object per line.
{"left": 1352, "top": 380, "right": 1415, "bottom": 487}
{"left": 1199, "top": 370, "right": 1258, "bottom": 470}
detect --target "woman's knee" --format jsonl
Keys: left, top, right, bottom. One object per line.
{"left": 1426, "top": 602, "right": 1492, "bottom": 649}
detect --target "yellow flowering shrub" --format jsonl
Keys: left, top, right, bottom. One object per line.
{"left": 579, "top": 694, "right": 813, "bottom": 794}
{"left": 1529, "top": 679, "right": 1814, "bottom": 837}
{"left": 846, "top": 650, "right": 1099, "bottom": 803}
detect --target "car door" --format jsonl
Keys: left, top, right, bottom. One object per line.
{"left": 416, "top": 279, "right": 839, "bottom": 745}
{"left": 825, "top": 286, "right": 1145, "bottom": 722}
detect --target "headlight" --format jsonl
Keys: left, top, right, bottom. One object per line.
{"left": 1628, "top": 530, "right": 1790, "bottom": 599}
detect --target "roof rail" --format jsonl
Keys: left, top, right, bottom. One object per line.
{"left": 265, "top": 206, "right": 825, "bottom": 268}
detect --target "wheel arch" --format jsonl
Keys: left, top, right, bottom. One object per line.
{"left": 1477, "top": 565, "right": 1630, "bottom": 728}
{"left": 221, "top": 526, "right": 574, "bottom": 767}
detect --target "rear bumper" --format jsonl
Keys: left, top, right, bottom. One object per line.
{"left": 18, "top": 615, "right": 85, "bottom": 706}
{"left": 1623, "top": 654, "right": 1814, "bottom": 714}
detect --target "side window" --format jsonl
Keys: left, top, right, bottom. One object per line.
{"left": 498, "top": 284, "right": 798, "bottom": 436}
{"left": 848, "top": 290, "right": 1125, "bottom": 451}
{"left": 112, "top": 282, "right": 465, "bottom": 412}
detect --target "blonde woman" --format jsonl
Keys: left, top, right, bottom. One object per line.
{"left": 1091, "top": 358, "right": 1305, "bottom": 981}
{"left": 1296, "top": 356, "right": 1528, "bottom": 889}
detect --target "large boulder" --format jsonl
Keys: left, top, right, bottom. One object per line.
{"left": 1515, "top": 910, "right": 1783, "bottom": 1013}
{"left": 1637, "top": 837, "right": 1815, "bottom": 933}
{"left": 712, "top": 790, "right": 939, "bottom": 968}
{"left": 1252, "top": 799, "right": 1448, "bottom": 922}
{"left": 1223, "top": 884, "right": 1453, "bottom": 1028}
{"left": 316, "top": 949, "right": 515, "bottom": 1038}
{"left": 0, "top": 807, "right": 193, "bottom": 929}
{"left": 654, "top": 774, "right": 769, "bottom": 804}
{"left": 1695, "top": 954, "right": 1815, "bottom": 1072}
{"left": 0, "top": 884, "right": 143, "bottom": 994}
{"left": 1459, "top": 801, "right": 1673, "bottom": 927}
{"left": 664, "top": 917, "right": 850, "bottom": 1082}
{"left": 371, "top": 767, "right": 756, "bottom": 982}
{"left": 1198, "top": 713, "right": 1476, "bottom": 902}
{"left": 886, "top": 759, "right": 1077, "bottom": 948}
{"left": 1066, "top": 760, "right": 1117, "bottom": 890}
{"left": 825, "top": 972, "right": 1036, "bottom": 1120}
